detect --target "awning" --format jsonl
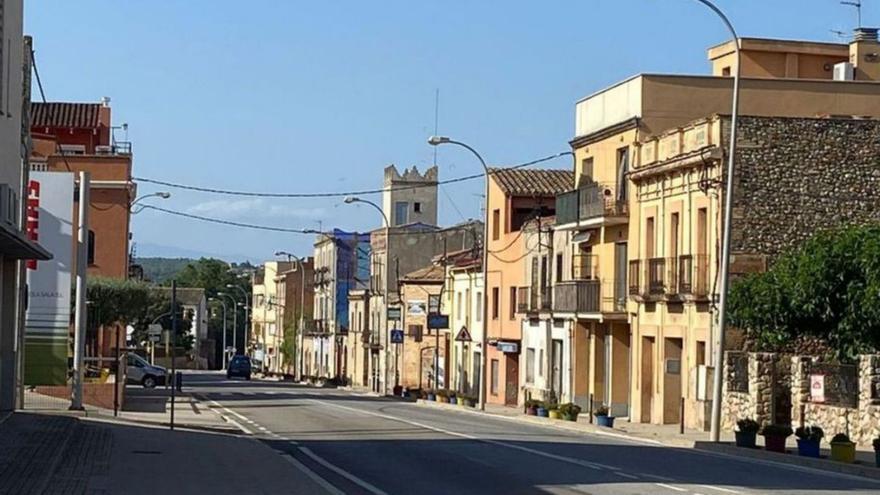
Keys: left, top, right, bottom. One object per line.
{"left": 572, "top": 230, "right": 593, "bottom": 244}
{"left": 0, "top": 223, "right": 51, "bottom": 260}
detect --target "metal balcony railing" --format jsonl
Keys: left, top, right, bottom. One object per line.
{"left": 678, "top": 254, "right": 710, "bottom": 298}
{"left": 647, "top": 258, "right": 666, "bottom": 295}
{"left": 555, "top": 181, "right": 628, "bottom": 226}
{"left": 553, "top": 280, "right": 600, "bottom": 313}
{"left": 516, "top": 286, "right": 552, "bottom": 313}
{"left": 628, "top": 260, "right": 641, "bottom": 296}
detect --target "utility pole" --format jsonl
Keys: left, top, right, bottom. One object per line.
{"left": 70, "top": 172, "right": 90, "bottom": 410}
{"left": 16, "top": 37, "right": 34, "bottom": 409}
{"left": 170, "top": 280, "right": 177, "bottom": 430}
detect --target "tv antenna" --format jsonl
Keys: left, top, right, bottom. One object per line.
{"left": 841, "top": 0, "right": 863, "bottom": 28}
{"left": 830, "top": 29, "right": 849, "bottom": 40}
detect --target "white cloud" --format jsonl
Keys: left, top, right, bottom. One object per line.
{"left": 187, "top": 198, "right": 326, "bottom": 220}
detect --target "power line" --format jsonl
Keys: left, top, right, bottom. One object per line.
{"left": 30, "top": 46, "right": 73, "bottom": 173}
{"left": 133, "top": 152, "right": 572, "bottom": 199}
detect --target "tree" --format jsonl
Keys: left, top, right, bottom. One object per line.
{"left": 728, "top": 224, "right": 880, "bottom": 362}
{"left": 280, "top": 321, "right": 297, "bottom": 375}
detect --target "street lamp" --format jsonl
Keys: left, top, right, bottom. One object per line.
{"left": 129, "top": 192, "right": 171, "bottom": 213}
{"left": 344, "top": 196, "right": 390, "bottom": 228}
{"left": 208, "top": 297, "right": 228, "bottom": 370}
{"left": 217, "top": 292, "right": 239, "bottom": 360}
{"left": 275, "top": 251, "right": 308, "bottom": 381}
{"left": 226, "top": 283, "right": 251, "bottom": 356}
{"left": 428, "top": 135, "right": 490, "bottom": 412}
{"left": 691, "top": 0, "right": 742, "bottom": 443}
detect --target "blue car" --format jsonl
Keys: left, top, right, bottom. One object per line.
{"left": 227, "top": 355, "right": 252, "bottom": 380}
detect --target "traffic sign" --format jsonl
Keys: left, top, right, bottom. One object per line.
{"left": 147, "top": 324, "right": 162, "bottom": 337}
{"left": 387, "top": 307, "right": 402, "bottom": 320}
{"left": 148, "top": 334, "right": 160, "bottom": 343}
{"left": 427, "top": 314, "right": 449, "bottom": 329}
{"left": 455, "top": 326, "right": 472, "bottom": 342}
{"left": 390, "top": 329, "right": 404, "bottom": 344}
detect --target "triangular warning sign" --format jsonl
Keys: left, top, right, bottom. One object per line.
{"left": 455, "top": 326, "right": 472, "bottom": 342}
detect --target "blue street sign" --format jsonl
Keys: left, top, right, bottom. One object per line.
{"left": 428, "top": 314, "right": 449, "bottom": 329}
{"left": 390, "top": 329, "right": 404, "bottom": 344}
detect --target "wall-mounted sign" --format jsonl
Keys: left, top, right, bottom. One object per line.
{"left": 810, "top": 374, "right": 825, "bottom": 403}
{"left": 496, "top": 342, "right": 519, "bottom": 354}
{"left": 427, "top": 314, "right": 449, "bottom": 329}
{"left": 407, "top": 300, "right": 426, "bottom": 315}
{"left": 428, "top": 295, "right": 441, "bottom": 315}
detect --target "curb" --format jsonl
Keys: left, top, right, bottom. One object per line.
{"left": 415, "top": 399, "right": 880, "bottom": 482}
{"left": 695, "top": 441, "right": 880, "bottom": 481}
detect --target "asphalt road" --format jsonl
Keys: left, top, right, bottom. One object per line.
{"left": 186, "top": 372, "right": 880, "bottom": 495}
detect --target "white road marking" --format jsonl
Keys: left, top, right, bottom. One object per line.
{"left": 655, "top": 483, "right": 688, "bottom": 492}
{"left": 310, "top": 399, "right": 612, "bottom": 473}
{"left": 201, "top": 397, "right": 253, "bottom": 434}
{"left": 299, "top": 446, "right": 389, "bottom": 495}
{"left": 613, "top": 471, "right": 639, "bottom": 480}
{"left": 639, "top": 473, "right": 676, "bottom": 482}
{"left": 281, "top": 454, "right": 345, "bottom": 495}
{"left": 698, "top": 486, "right": 742, "bottom": 494}
{"left": 258, "top": 426, "right": 268, "bottom": 432}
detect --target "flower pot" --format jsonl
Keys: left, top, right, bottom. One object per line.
{"left": 427, "top": 394, "right": 436, "bottom": 401}
{"left": 393, "top": 385, "right": 403, "bottom": 396}
{"left": 875, "top": 449, "right": 880, "bottom": 468}
{"left": 537, "top": 407, "right": 548, "bottom": 417}
{"left": 796, "top": 439, "right": 821, "bottom": 458}
{"left": 449, "top": 397, "right": 457, "bottom": 405}
{"left": 458, "top": 399, "right": 466, "bottom": 407}
{"left": 467, "top": 400, "right": 475, "bottom": 407}
{"left": 596, "top": 415, "right": 614, "bottom": 428}
{"left": 548, "top": 410, "right": 561, "bottom": 420}
{"left": 561, "top": 413, "right": 572, "bottom": 421}
{"left": 830, "top": 441, "right": 856, "bottom": 464}
{"left": 438, "top": 396, "right": 448, "bottom": 403}
{"left": 734, "top": 431, "right": 757, "bottom": 449}
{"left": 764, "top": 434, "right": 787, "bottom": 453}
{"left": 567, "top": 413, "right": 579, "bottom": 422}
{"left": 526, "top": 407, "right": 537, "bottom": 416}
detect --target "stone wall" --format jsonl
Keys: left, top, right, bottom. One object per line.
{"left": 723, "top": 352, "right": 792, "bottom": 430}
{"left": 724, "top": 116, "right": 880, "bottom": 265}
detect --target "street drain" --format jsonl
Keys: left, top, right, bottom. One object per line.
{"left": 131, "top": 450, "right": 162, "bottom": 455}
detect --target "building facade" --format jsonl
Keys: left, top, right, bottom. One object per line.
{"left": 446, "top": 252, "right": 483, "bottom": 398}
{"left": 274, "top": 258, "right": 314, "bottom": 376}
{"left": 397, "top": 264, "right": 445, "bottom": 392}
{"left": 251, "top": 261, "right": 293, "bottom": 373}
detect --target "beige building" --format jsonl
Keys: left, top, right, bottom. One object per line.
{"left": 251, "top": 261, "right": 293, "bottom": 374}
{"left": 397, "top": 264, "right": 446, "bottom": 392}
{"left": 446, "top": 251, "right": 484, "bottom": 398}
{"left": 554, "top": 29, "right": 880, "bottom": 426}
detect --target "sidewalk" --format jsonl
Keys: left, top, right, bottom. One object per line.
{"left": 0, "top": 411, "right": 332, "bottom": 494}
{"left": 418, "top": 399, "right": 880, "bottom": 480}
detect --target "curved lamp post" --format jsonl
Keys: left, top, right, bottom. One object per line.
{"left": 225, "top": 283, "right": 251, "bottom": 357}
{"left": 344, "top": 196, "right": 390, "bottom": 228}
{"left": 129, "top": 191, "right": 171, "bottom": 213}
{"left": 428, "top": 135, "right": 491, "bottom": 412}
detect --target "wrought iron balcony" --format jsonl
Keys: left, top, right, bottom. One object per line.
{"left": 553, "top": 280, "right": 600, "bottom": 313}
{"left": 555, "top": 181, "right": 628, "bottom": 227}
{"left": 678, "top": 254, "right": 710, "bottom": 300}
{"left": 516, "top": 286, "right": 552, "bottom": 313}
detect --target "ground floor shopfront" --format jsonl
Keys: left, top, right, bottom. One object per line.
{"left": 567, "top": 319, "right": 631, "bottom": 418}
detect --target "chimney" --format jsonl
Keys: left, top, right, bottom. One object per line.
{"left": 850, "top": 28, "right": 880, "bottom": 81}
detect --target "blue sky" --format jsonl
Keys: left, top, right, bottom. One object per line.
{"left": 25, "top": 0, "right": 874, "bottom": 262}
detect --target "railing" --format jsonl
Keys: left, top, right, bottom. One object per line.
{"left": 572, "top": 253, "right": 599, "bottom": 280}
{"left": 678, "top": 254, "right": 710, "bottom": 298}
{"left": 516, "top": 286, "right": 552, "bottom": 313}
{"left": 303, "top": 319, "right": 329, "bottom": 336}
{"left": 553, "top": 280, "right": 599, "bottom": 313}
{"left": 628, "top": 260, "right": 641, "bottom": 296}
{"left": 667, "top": 256, "right": 680, "bottom": 297}
{"left": 554, "top": 181, "right": 628, "bottom": 226}
{"left": 516, "top": 286, "right": 532, "bottom": 313}
{"left": 647, "top": 258, "right": 666, "bottom": 295}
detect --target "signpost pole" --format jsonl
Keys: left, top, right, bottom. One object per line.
{"left": 170, "top": 280, "right": 177, "bottom": 431}
{"left": 70, "top": 172, "right": 89, "bottom": 411}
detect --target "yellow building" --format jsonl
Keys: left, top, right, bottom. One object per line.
{"left": 555, "top": 30, "right": 880, "bottom": 422}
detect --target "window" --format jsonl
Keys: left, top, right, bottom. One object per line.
{"left": 491, "top": 287, "right": 499, "bottom": 319}
{"left": 646, "top": 217, "right": 655, "bottom": 258}
{"left": 670, "top": 212, "right": 680, "bottom": 258}
{"left": 696, "top": 340, "right": 706, "bottom": 366}
{"left": 581, "top": 157, "right": 594, "bottom": 183}
{"left": 456, "top": 292, "right": 462, "bottom": 319}
{"left": 722, "top": 66, "right": 731, "bottom": 77}
{"left": 408, "top": 324, "right": 423, "bottom": 343}
{"left": 394, "top": 201, "right": 408, "bottom": 226}
{"left": 87, "top": 230, "right": 95, "bottom": 265}
{"left": 475, "top": 292, "right": 482, "bottom": 321}
{"left": 492, "top": 209, "right": 501, "bottom": 240}
{"left": 555, "top": 253, "right": 563, "bottom": 282}
{"left": 526, "top": 348, "right": 535, "bottom": 383}
{"left": 538, "top": 349, "right": 544, "bottom": 377}
{"left": 414, "top": 202, "right": 422, "bottom": 213}
{"left": 490, "top": 359, "right": 499, "bottom": 395}
{"left": 616, "top": 147, "right": 629, "bottom": 201}
{"left": 509, "top": 287, "right": 517, "bottom": 320}
{"left": 697, "top": 207, "right": 708, "bottom": 255}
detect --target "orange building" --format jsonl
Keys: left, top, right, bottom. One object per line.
{"left": 29, "top": 100, "right": 134, "bottom": 279}
{"left": 485, "top": 168, "right": 572, "bottom": 406}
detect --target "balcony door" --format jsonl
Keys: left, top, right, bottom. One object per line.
{"left": 614, "top": 242, "right": 627, "bottom": 311}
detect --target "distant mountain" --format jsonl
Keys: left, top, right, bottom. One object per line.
{"left": 136, "top": 257, "right": 195, "bottom": 283}
{"left": 135, "top": 242, "right": 259, "bottom": 263}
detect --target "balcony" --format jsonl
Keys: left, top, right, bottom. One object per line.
{"left": 678, "top": 254, "right": 710, "bottom": 300}
{"left": 555, "top": 181, "right": 628, "bottom": 229}
{"left": 303, "top": 319, "right": 329, "bottom": 337}
{"left": 554, "top": 279, "right": 627, "bottom": 315}
{"left": 516, "top": 286, "right": 552, "bottom": 314}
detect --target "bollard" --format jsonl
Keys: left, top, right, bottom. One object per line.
{"left": 680, "top": 397, "right": 685, "bottom": 435}
{"left": 588, "top": 393, "right": 594, "bottom": 424}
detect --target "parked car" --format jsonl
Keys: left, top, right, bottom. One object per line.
{"left": 227, "top": 355, "right": 252, "bottom": 380}
{"left": 126, "top": 352, "right": 167, "bottom": 388}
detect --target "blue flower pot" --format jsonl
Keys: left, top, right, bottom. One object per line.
{"left": 735, "top": 431, "right": 757, "bottom": 449}
{"left": 427, "top": 394, "right": 436, "bottom": 401}
{"left": 875, "top": 449, "right": 880, "bottom": 467}
{"left": 796, "top": 439, "right": 820, "bottom": 458}
{"left": 537, "top": 407, "right": 548, "bottom": 417}
{"left": 596, "top": 415, "right": 614, "bottom": 428}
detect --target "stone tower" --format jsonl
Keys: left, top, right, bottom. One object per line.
{"left": 381, "top": 165, "right": 439, "bottom": 227}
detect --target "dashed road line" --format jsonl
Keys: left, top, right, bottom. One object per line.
{"left": 698, "top": 486, "right": 742, "bottom": 494}
{"left": 655, "top": 482, "right": 688, "bottom": 492}
{"left": 299, "top": 446, "right": 388, "bottom": 495}
{"left": 613, "top": 471, "right": 639, "bottom": 480}
{"left": 281, "top": 454, "right": 345, "bottom": 495}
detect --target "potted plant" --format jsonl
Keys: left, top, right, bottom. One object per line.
{"left": 830, "top": 433, "right": 856, "bottom": 463}
{"left": 426, "top": 389, "right": 436, "bottom": 401}
{"left": 548, "top": 407, "right": 562, "bottom": 420}
{"left": 761, "top": 424, "right": 793, "bottom": 453}
{"left": 448, "top": 391, "right": 457, "bottom": 405}
{"left": 734, "top": 419, "right": 759, "bottom": 448}
{"left": 436, "top": 389, "right": 448, "bottom": 403}
{"left": 559, "top": 403, "right": 582, "bottom": 422}
{"left": 794, "top": 426, "right": 824, "bottom": 458}
{"left": 457, "top": 394, "right": 468, "bottom": 407}
{"left": 536, "top": 402, "right": 549, "bottom": 417}
{"left": 525, "top": 399, "right": 539, "bottom": 416}
{"left": 873, "top": 437, "right": 880, "bottom": 467}
{"left": 594, "top": 404, "right": 614, "bottom": 427}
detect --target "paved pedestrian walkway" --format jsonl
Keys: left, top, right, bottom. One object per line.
{"left": 0, "top": 411, "right": 331, "bottom": 494}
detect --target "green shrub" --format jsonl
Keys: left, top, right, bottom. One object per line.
{"left": 761, "top": 424, "right": 793, "bottom": 437}
{"left": 736, "top": 418, "right": 760, "bottom": 434}
{"left": 795, "top": 426, "right": 824, "bottom": 442}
